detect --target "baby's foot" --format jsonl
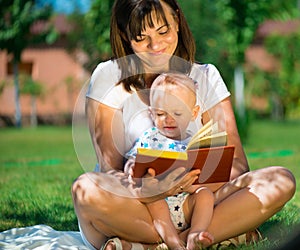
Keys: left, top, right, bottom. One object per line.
{"left": 187, "top": 231, "right": 214, "bottom": 250}
{"left": 102, "top": 237, "right": 144, "bottom": 250}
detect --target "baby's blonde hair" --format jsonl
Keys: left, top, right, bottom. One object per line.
{"left": 150, "top": 72, "right": 197, "bottom": 107}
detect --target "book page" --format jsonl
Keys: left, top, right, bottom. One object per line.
{"left": 187, "top": 131, "right": 227, "bottom": 149}
{"left": 187, "top": 120, "right": 224, "bottom": 149}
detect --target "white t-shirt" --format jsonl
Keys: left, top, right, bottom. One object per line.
{"left": 86, "top": 60, "right": 230, "bottom": 152}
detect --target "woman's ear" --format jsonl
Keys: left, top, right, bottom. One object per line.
{"left": 191, "top": 105, "right": 200, "bottom": 121}
{"left": 174, "top": 11, "right": 179, "bottom": 32}
{"left": 174, "top": 16, "right": 179, "bottom": 32}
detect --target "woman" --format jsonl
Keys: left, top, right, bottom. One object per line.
{"left": 72, "top": 0, "right": 296, "bottom": 249}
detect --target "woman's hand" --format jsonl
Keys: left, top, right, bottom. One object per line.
{"left": 124, "top": 157, "right": 136, "bottom": 184}
{"left": 164, "top": 168, "right": 200, "bottom": 196}
{"left": 94, "top": 164, "right": 200, "bottom": 202}
{"left": 136, "top": 167, "right": 200, "bottom": 202}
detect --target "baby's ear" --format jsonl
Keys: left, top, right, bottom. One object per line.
{"left": 191, "top": 105, "right": 200, "bottom": 121}
{"left": 148, "top": 106, "right": 154, "bottom": 120}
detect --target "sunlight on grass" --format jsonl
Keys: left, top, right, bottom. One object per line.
{"left": 0, "top": 121, "right": 299, "bottom": 249}
{"left": 0, "top": 126, "right": 83, "bottom": 231}
{"left": 244, "top": 120, "right": 300, "bottom": 207}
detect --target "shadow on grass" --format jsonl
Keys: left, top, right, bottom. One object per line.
{"left": 259, "top": 202, "right": 300, "bottom": 249}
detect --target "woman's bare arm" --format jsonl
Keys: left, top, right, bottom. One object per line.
{"left": 86, "top": 98, "right": 125, "bottom": 171}
{"left": 202, "top": 97, "right": 249, "bottom": 179}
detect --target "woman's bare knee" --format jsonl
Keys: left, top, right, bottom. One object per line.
{"left": 275, "top": 167, "right": 296, "bottom": 202}
{"left": 250, "top": 166, "right": 296, "bottom": 211}
{"left": 72, "top": 173, "right": 101, "bottom": 209}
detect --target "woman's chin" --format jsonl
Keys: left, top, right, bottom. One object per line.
{"left": 136, "top": 53, "right": 172, "bottom": 72}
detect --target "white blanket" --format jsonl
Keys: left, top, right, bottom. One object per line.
{"left": 0, "top": 224, "right": 90, "bottom": 250}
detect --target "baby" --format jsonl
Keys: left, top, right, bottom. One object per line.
{"left": 125, "top": 72, "right": 214, "bottom": 249}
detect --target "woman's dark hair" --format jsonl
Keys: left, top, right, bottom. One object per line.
{"left": 110, "top": 0, "right": 196, "bottom": 92}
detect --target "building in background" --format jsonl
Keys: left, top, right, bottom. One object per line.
{"left": 0, "top": 15, "right": 90, "bottom": 126}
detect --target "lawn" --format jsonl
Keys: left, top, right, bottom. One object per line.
{"left": 244, "top": 120, "right": 300, "bottom": 206}
{"left": 243, "top": 120, "right": 300, "bottom": 249}
{"left": 0, "top": 126, "right": 82, "bottom": 231}
{"left": 0, "top": 120, "right": 299, "bottom": 249}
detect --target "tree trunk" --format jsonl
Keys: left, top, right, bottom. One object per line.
{"left": 13, "top": 60, "right": 22, "bottom": 128}
{"left": 271, "top": 93, "right": 284, "bottom": 121}
{"left": 234, "top": 65, "right": 245, "bottom": 119}
{"left": 31, "top": 95, "right": 37, "bottom": 127}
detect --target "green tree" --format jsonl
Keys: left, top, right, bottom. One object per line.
{"left": 216, "top": 1, "right": 270, "bottom": 120}
{"left": 68, "top": 0, "right": 114, "bottom": 71}
{"left": 214, "top": 0, "right": 299, "bottom": 137}
{"left": 264, "top": 31, "right": 300, "bottom": 119}
{"left": 64, "top": 75, "right": 79, "bottom": 115}
{"left": 178, "top": 0, "right": 298, "bottom": 138}
{"left": 20, "top": 74, "right": 44, "bottom": 127}
{"left": 177, "top": 0, "right": 233, "bottom": 107}
{"left": 0, "top": 0, "right": 54, "bottom": 127}
{"left": 178, "top": 0, "right": 226, "bottom": 65}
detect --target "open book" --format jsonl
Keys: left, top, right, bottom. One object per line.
{"left": 133, "top": 120, "right": 235, "bottom": 184}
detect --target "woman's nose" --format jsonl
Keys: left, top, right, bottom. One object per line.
{"left": 148, "top": 35, "right": 162, "bottom": 50}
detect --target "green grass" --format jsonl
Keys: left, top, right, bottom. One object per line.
{"left": 0, "top": 120, "right": 299, "bottom": 249}
{"left": 0, "top": 126, "right": 83, "bottom": 231}
{"left": 244, "top": 120, "right": 300, "bottom": 206}
{"left": 241, "top": 120, "right": 300, "bottom": 249}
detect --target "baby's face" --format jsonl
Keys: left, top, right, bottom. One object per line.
{"left": 150, "top": 85, "right": 196, "bottom": 140}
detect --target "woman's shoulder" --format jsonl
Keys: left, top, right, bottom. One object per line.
{"left": 91, "top": 59, "right": 120, "bottom": 81}
{"left": 190, "top": 62, "right": 224, "bottom": 84}
{"left": 191, "top": 62, "right": 230, "bottom": 112}
{"left": 87, "top": 59, "right": 130, "bottom": 108}
{"left": 191, "top": 62, "right": 220, "bottom": 74}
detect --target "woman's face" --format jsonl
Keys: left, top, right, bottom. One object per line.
{"left": 130, "top": 2, "right": 179, "bottom": 72}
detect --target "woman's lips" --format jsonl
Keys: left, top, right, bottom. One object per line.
{"left": 150, "top": 49, "right": 167, "bottom": 55}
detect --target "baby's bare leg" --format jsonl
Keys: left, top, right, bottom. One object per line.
{"left": 181, "top": 167, "right": 295, "bottom": 246}
{"left": 184, "top": 188, "right": 214, "bottom": 249}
